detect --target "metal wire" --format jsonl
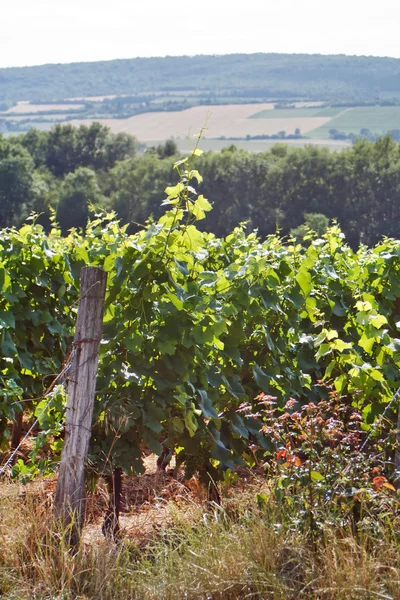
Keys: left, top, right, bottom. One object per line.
{"left": 328, "top": 384, "right": 400, "bottom": 498}
{"left": 0, "top": 346, "right": 77, "bottom": 477}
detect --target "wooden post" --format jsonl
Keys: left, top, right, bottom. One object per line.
{"left": 54, "top": 267, "right": 107, "bottom": 542}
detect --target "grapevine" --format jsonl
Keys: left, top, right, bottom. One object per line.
{"left": 0, "top": 149, "right": 399, "bottom": 486}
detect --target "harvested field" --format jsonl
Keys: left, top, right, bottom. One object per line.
{"left": 4, "top": 102, "right": 84, "bottom": 114}
{"left": 67, "top": 103, "right": 331, "bottom": 141}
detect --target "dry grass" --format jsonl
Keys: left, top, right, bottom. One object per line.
{"left": 0, "top": 460, "right": 399, "bottom": 600}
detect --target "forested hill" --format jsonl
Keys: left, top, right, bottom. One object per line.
{"left": 2, "top": 53, "right": 400, "bottom": 103}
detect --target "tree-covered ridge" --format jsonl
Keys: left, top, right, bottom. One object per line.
{"left": 2, "top": 53, "right": 400, "bottom": 103}
{"left": 2, "top": 124, "right": 400, "bottom": 248}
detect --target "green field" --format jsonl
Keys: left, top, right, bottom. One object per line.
{"left": 308, "top": 106, "right": 400, "bottom": 138}
{"left": 250, "top": 107, "right": 343, "bottom": 119}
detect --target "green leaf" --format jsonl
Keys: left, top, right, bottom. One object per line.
{"left": 295, "top": 269, "right": 312, "bottom": 297}
{"left": 315, "top": 343, "right": 332, "bottom": 360}
{"left": 103, "top": 254, "right": 116, "bottom": 272}
{"left": 369, "top": 369, "right": 384, "bottom": 382}
{"left": 157, "top": 338, "right": 177, "bottom": 355}
{"left": 165, "top": 183, "right": 184, "bottom": 198}
{"left": 1, "top": 331, "right": 17, "bottom": 357}
{"left": 195, "top": 195, "right": 212, "bottom": 212}
{"left": 197, "top": 390, "right": 218, "bottom": 419}
{"left": 369, "top": 315, "right": 388, "bottom": 329}
{"left": 189, "top": 169, "right": 203, "bottom": 183}
{"left": 147, "top": 438, "right": 163, "bottom": 456}
{"left": 359, "top": 334, "right": 375, "bottom": 355}
{"left": 332, "top": 339, "right": 352, "bottom": 352}
{"left": 334, "top": 373, "right": 347, "bottom": 393}
{"left": 184, "top": 410, "right": 198, "bottom": 437}
{"left": 223, "top": 375, "right": 245, "bottom": 398}
{"left": 356, "top": 300, "right": 372, "bottom": 312}
{"left": 173, "top": 258, "right": 189, "bottom": 276}
{"left": 0, "top": 311, "right": 15, "bottom": 329}
{"left": 0, "top": 267, "right": 5, "bottom": 292}
{"left": 253, "top": 364, "right": 270, "bottom": 392}
{"left": 182, "top": 226, "right": 204, "bottom": 250}
{"left": 326, "top": 330, "right": 338, "bottom": 341}
{"left": 172, "top": 417, "right": 185, "bottom": 433}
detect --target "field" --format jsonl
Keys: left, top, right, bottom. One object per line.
{"left": 67, "top": 103, "right": 332, "bottom": 140}
{"left": 308, "top": 106, "right": 400, "bottom": 137}
{"left": 3, "top": 96, "right": 400, "bottom": 147}
{"left": 250, "top": 107, "right": 343, "bottom": 119}
{"left": 4, "top": 101, "right": 84, "bottom": 114}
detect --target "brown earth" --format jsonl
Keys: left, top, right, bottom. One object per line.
{"left": 0, "top": 454, "right": 261, "bottom": 549}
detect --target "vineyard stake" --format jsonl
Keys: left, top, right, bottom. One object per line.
{"left": 54, "top": 266, "right": 107, "bottom": 544}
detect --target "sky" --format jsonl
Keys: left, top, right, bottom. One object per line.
{"left": 1, "top": 0, "right": 400, "bottom": 69}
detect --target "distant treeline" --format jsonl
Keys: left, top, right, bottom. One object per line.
{"left": 2, "top": 123, "right": 400, "bottom": 248}
{"left": 219, "top": 130, "right": 303, "bottom": 141}
{"left": 329, "top": 127, "right": 400, "bottom": 143}
{"left": 2, "top": 53, "right": 400, "bottom": 104}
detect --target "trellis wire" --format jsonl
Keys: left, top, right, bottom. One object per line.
{"left": 0, "top": 346, "right": 77, "bottom": 478}
{"left": 359, "top": 385, "right": 400, "bottom": 454}
{"left": 329, "top": 384, "right": 400, "bottom": 496}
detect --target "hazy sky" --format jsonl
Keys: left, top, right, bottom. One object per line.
{"left": 1, "top": 0, "right": 400, "bottom": 68}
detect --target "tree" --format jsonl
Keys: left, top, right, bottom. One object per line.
{"left": 44, "top": 123, "right": 136, "bottom": 177}
{"left": 46, "top": 124, "right": 78, "bottom": 177}
{"left": 75, "top": 123, "right": 110, "bottom": 171}
{"left": 56, "top": 168, "right": 103, "bottom": 234}
{"left": 104, "top": 132, "right": 136, "bottom": 167}
{"left": 360, "top": 128, "right": 373, "bottom": 139}
{"left": 290, "top": 212, "right": 330, "bottom": 242}
{"left": 0, "top": 138, "right": 36, "bottom": 227}
{"left": 156, "top": 139, "right": 178, "bottom": 159}
{"left": 20, "top": 129, "right": 48, "bottom": 168}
